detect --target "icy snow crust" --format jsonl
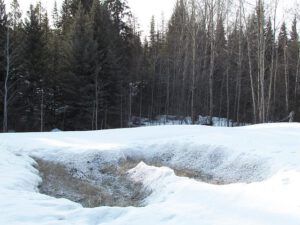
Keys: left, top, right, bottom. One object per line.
{"left": 1, "top": 124, "right": 300, "bottom": 225}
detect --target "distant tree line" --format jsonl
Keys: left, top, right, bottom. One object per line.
{"left": 0, "top": 0, "right": 299, "bottom": 132}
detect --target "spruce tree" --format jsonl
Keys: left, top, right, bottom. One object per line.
{"left": 21, "top": 4, "right": 47, "bottom": 131}
{"left": 0, "top": 0, "right": 7, "bottom": 129}
{"left": 276, "top": 22, "right": 289, "bottom": 118}
{"left": 4, "top": 0, "right": 24, "bottom": 131}
{"left": 62, "top": 3, "right": 98, "bottom": 130}
{"left": 289, "top": 17, "right": 299, "bottom": 115}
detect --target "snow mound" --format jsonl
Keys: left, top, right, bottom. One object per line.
{"left": 129, "top": 162, "right": 176, "bottom": 190}
{"left": 139, "top": 143, "right": 270, "bottom": 183}
{"left": 0, "top": 148, "right": 40, "bottom": 192}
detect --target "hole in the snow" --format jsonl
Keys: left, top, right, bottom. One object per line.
{"left": 35, "top": 157, "right": 221, "bottom": 209}
{"left": 34, "top": 147, "right": 266, "bottom": 208}
{"left": 35, "top": 158, "right": 150, "bottom": 208}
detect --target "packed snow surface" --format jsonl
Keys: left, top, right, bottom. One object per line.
{"left": 0, "top": 124, "right": 300, "bottom": 225}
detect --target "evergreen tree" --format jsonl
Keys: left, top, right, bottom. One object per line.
{"left": 62, "top": 3, "right": 98, "bottom": 130}
{"left": 265, "top": 18, "right": 274, "bottom": 75}
{"left": 5, "top": 0, "right": 24, "bottom": 131}
{"left": 52, "top": 1, "right": 60, "bottom": 29}
{"left": 276, "top": 22, "right": 289, "bottom": 118}
{"left": 288, "top": 16, "right": 299, "bottom": 116}
{"left": 0, "top": 0, "right": 8, "bottom": 129}
{"left": 61, "top": 0, "right": 73, "bottom": 33}
{"left": 21, "top": 4, "right": 47, "bottom": 131}
{"left": 214, "top": 17, "right": 227, "bottom": 118}
{"left": 9, "top": 0, "right": 21, "bottom": 29}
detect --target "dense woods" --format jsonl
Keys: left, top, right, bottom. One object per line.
{"left": 0, "top": 0, "right": 299, "bottom": 132}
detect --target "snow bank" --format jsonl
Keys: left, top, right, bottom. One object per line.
{"left": 0, "top": 124, "right": 300, "bottom": 224}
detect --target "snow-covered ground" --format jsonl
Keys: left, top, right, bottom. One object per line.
{"left": 130, "top": 115, "right": 249, "bottom": 127}
{"left": 0, "top": 124, "right": 300, "bottom": 225}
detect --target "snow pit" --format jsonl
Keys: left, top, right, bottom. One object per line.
{"left": 35, "top": 145, "right": 267, "bottom": 208}
{"left": 35, "top": 158, "right": 150, "bottom": 208}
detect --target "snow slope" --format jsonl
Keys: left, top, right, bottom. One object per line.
{"left": 0, "top": 124, "right": 300, "bottom": 225}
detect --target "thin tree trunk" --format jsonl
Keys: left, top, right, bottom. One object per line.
{"left": 266, "top": 0, "right": 278, "bottom": 121}
{"left": 236, "top": 3, "right": 243, "bottom": 124}
{"left": 129, "top": 83, "right": 132, "bottom": 127}
{"left": 273, "top": 48, "right": 279, "bottom": 117}
{"left": 181, "top": 40, "right": 189, "bottom": 117}
{"left": 165, "top": 61, "right": 170, "bottom": 117}
{"left": 258, "top": 0, "right": 265, "bottom": 123}
{"left": 190, "top": 1, "right": 197, "bottom": 124}
{"left": 150, "top": 73, "right": 155, "bottom": 119}
{"left": 92, "top": 101, "right": 95, "bottom": 130}
{"left": 139, "top": 84, "right": 143, "bottom": 126}
{"left": 226, "top": 67, "right": 230, "bottom": 126}
{"left": 120, "top": 82, "right": 123, "bottom": 128}
{"left": 218, "top": 70, "right": 225, "bottom": 118}
{"left": 284, "top": 45, "right": 289, "bottom": 112}
{"left": 208, "top": 2, "right": 215, "bottom": 124}
{"left": 40, "top": 89, "right": 44, "bottom": 132}
{"left": 243, "top": 8, "right": 257, "bottom": 123}
{"left": 294, "top": 48, "right": 300, "bottom": 99}
{"left": 95, "top": 73, "right": 98, "bottom": 130}
{"left": 3, "top": 27, "right": 9, "bottom": 132}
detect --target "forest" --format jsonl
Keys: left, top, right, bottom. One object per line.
{"left": 0, "top": 0, "right": 299, "bottom": 132}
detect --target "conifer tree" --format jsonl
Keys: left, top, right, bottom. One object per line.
{"left": 21, "top": 4, "right": 47, "bottom": 131}
{"left": 62, "top": 3, "right": 98, "bottom": 130}
{"left": 289, "top": 17, "right": 299, "bottom": 116}
{"left": 0, "top": 0, "right": 8, "bottom": 130}
{"left": 277, "top": 22, "right": 289, "bottom": 118}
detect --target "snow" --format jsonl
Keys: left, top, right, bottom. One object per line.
{"left": 1, "top": 124, "right": 300, "bottom": 224}
{"left": 130, "top": 115, "right": 249, "bottom": 127}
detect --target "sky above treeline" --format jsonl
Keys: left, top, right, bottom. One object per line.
{"left": 4, "top": 0, "right": 299, "bottom": 36}
{"left": 5, "top": 0, "right": 175, "bottom": 35}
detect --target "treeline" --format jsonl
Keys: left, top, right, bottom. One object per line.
{"left": 144, "top": 0, "right": 300, "bottom": 125}
{"left": 0, "top": 0, "right": 299, "bottom": 132}
{"left": 0, "top": 0, "right": 142, "bottom": 131}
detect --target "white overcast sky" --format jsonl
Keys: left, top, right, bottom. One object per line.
{"left": 5, "top": 0, "right": 176, "bottom": 36}
{"left": 4, "top": 0, "right": 299, "bottom": 35}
